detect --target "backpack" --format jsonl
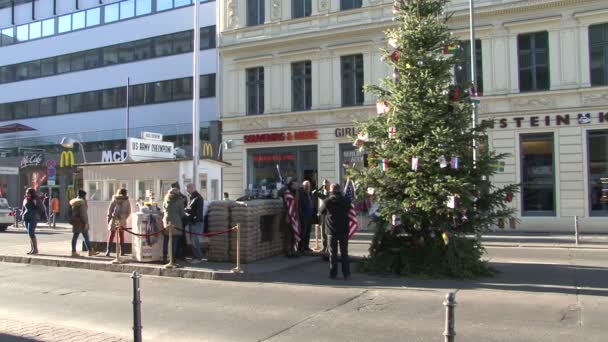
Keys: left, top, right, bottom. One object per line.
{"left": 69, "top": 205, "right": 82, "bottom": 227}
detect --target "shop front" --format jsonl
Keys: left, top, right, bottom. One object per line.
{"left": 487, "top": 111, "right": 608, "bottom": 232}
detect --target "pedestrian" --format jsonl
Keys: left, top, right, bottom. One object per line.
{"left": 21, "top": 188, "right": 45, "bottom": 255}
{"left": 298, "top": 180, "right": 315, "bottom": 252}
{"left": 105, "top": 188, "right": 131, "bottom": 257}
{"left": 50, "top": 194, "right": 60, "bottom": 228}
{"left": 185, "top": 183, "right": 205, "bottom": 264}
{"left": 171, "top": 182, "right": 188, "bottom": 260}
{"left": 223, "top": 192, "right": 230, "bottom": 200}
{"left": 281, "top": 180, "right": 300, "bottom": 257}
{"left": 162, "top": 187, "right": 184, "bottom": 263}
{"left": 313, "top": 179, "right": 331, "bottom": 254}
{"left": 319, "top": 184, "right": 351, "bottom": 280}
{"left": 68, "top": 189, "right": 98, "bottom": 257}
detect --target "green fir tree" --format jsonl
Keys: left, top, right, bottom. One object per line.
{"left": 355, "top": 0, "right": 518, "bottom": 278}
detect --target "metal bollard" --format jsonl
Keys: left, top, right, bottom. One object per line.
{"left": 574, "top": 216, "right": 580, "bottom": 246}
{"left": 164, "top": 225, "right": 176, "bottom": 269}
{"left": 232, "top": 224, "right": 243, "bottom": 273}
{"left": 131, "top": 271, "right": 143, "bottom": 342}
{"left": 443, "top": 292, "right": 456, "bottom": 342}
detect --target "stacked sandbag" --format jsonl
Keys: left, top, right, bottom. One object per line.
{"left": 207, "top": 200, "right": 236, "bottom": 262}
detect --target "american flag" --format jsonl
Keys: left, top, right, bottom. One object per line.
{"left": 344, "top": 180, "right": 359, "bottom": 239}
{"left": 283, "top": 191, "right": 301, "bottom": 245}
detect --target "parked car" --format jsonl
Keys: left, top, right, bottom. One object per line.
{"left": 0, "top": 198, "right": 12, "bottom": 232}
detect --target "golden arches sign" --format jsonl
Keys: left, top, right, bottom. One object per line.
{"left": 59, "top": 151, "right": 75, "bottom": 168}
{"left": 202, "top": 143, "right": 214, "bottom": 158}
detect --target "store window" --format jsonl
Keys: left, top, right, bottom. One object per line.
{"left": 518, "top": 31, "right": 550, "bottom": 92}
{"left": 589, "top": 23, "right": 608, "bottom": 87}
{"left": 247, "top": 146, "right": 318, "bottom": 192}
{"left": 292, "top": 61, "right": 312, "bottom": 111}
{"left": 454, "top": 39, "right": 483, "bottom": 92}
{"left": 246, "top": 67, "right": 264, "bottom": 115}
{"left": 247, "top": 0, "right": 265, "bottom": 27}
{"left": 87, "top": 181, "right": 102, "bottom": 201}
{"left": 588, "top": 130, "right": 608, "bottom": 216}
{"left": 520, "top": 133, "right": 555, "bottom": 216}
{"left": 292, "top": 0, "right": 311, "bottom": 19}
{"left": 339, "top": 144, "right": 364, "bottom": 186}
{"left": 341, "top": 54, "right": 364, "bottom": 106}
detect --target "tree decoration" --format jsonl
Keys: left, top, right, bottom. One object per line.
{"left": 388, "top": 126, "right": 397, "bottom": 139}
{"left": 443, "top": 43, "right": 458, "bottom": 57}
{"left": 391, "top": 214, "right": 401, "bottom": 226}
{"left": 509, "top": 217, "right": 517, "bottom": 229}
{"left": 497, "top": 218, "right": 505, "bottom": 229}
{"left": 357, "top": 0, "right": 518, "bottom": 279}
{"left": 353, "top": 132, "right": 368, "bottom": 147}
{"left": 505, "top": 192, "right": 513, "bottom": 202}
{"left": 411, "top": 156, "right": 419, "bottom": 172}
{"left": 391, "top": 50, "right": 400, "bottom": 63}
{"left": 376, "top": 101, "right": 390, "bottom": 115}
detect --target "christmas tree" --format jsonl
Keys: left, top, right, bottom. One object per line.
{"left": 355, "top": 0, "right": 518, "bottom": 278}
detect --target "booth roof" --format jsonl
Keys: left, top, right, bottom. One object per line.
{"left": 76, "top": 158, "right": 232, "bottom": 168}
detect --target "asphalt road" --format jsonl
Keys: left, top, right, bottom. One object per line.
{"left": 0, "top": 245, "right": 606, "bottom": 341}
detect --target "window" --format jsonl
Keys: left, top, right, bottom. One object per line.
{"left": 15, "top": 64, "right": 28, "bottom": 81}
{"left": 153, "top": 81, "right": 172, "bottom": 102}
{"left": 156, "top": 0, "right": 172, "bottom": 11}
{"left": 154, "top": 35, "right": 173, "bottom": 56}
{"left": 16, "top": 24, "right": 28, "bottom": 42}
{"left": 118, "top": 42, "right": 135, "bottom": 63}
{"left": 518, "top": 31, "right": 549, "bottom": 92}
{"left": 70, "top": 93, "right": 84, "bottom": 112}
{"left": 27, "top": 61, "right": 41, "bottom": 78}
{"left": 86, "top": 8, "right": 101, "bottom": 27}
{"left": 57, "top": 55, "right": 71, "bottom": 73}
{"left": 0, "top": 66, "right": 14, "bottom": 83}
{"left": 292, "top": 61, "right": 312, "bottom": 111}
{"left": 58, "top": 15, "right": 71, "bottom": 33}
{"left": 247, "top": 0, "right": 265, "bottom": 27}
{"left": 39, "top": 97, "right": 56, "bottom": 116}
{"left": 102, "top": 88, "right": 121, "bottom": 109}
{"left": 81, "top": 91, "right": 100, "bottom": 112}
{"left": 200, "top": 74, "right": 216, "bottom": 98}
{"left": 72, "top": 11, "right": 86, "bottom": 30}
{"left": 133, "top": 39, "right": 153, "bottom": 60}
{"left": 454, "top": 40, "right": 483, "bottom": 92}
{"left": 120, "top": 0, "right": 136, "bottom": 19}
{"left": 1, "top": 28, "right": 15, "bottom": 45}
{"left": 341, "top": 0, "right": 362, "bottom": 11}
{"left": 246, "top": 67, "right": 264, "bottom": 115}
{"left": 173, "top": 78, "right": 193, "bottom": 100}
{"left": 136, "top": 0, "right": 152, "bottom": 16}
{"left": 520, "top": 133, "right": 555, "bottom": 216}
{"left": 0, "top": 104, "right": 12, "bottom": 120}
{"left": 175, "top": 0, "right": 191, "bottom": 7}
{"left": 341, "top": 54, "right": 364, "bottom": 106}
{"left": 103, "top": 46, "right": 119, "bottom": 65}
{"left": 173, "top": 31, "right": 193, "bottom": 54}
{"left": 105, "top": 4, "right": 120, "bottom": 23}
{"left": 588, "top": 130, "right": 608, "bottom": 216}
{"left": 42, "top": 19, "right": 55, "bottom": 37}
{"left": 200, "top": 26, "right": 216, "bottom": 50}
{"left": 129, "top": 84, "right": 152, "bottom": 106}
{"left": 29, "top": 22, "right": 41, "bottom": 40}
{"left": 56, "top": 96, "right": 70, "bottom": 114}
{"left": 13, "top": 102, "right": 27, "bottom": 119}
{"left": 292, "top": 0, "right": 311, "bottom": 19}
{"left": 589, "top": 23, "right": 608, "bottom": 86}
{"left": 27, "top": 99, "right": 40, "bottom": 118}
{"left": 71, "top": 52, "right": 86, "bottom": 71}
{"left": 40, "top": 57, "right": 56, "bottom": 77}
{"left": 84, "top": 50, "right": 101, "bottom": 69}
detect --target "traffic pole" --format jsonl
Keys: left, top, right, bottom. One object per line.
{"left": 131, "top": 271, "right": 142, "bottom": 342}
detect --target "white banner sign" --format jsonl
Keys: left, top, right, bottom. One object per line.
{"left": 0, "top": 166, "right": 18, "bottom": 175}
{"left": 127, "top": 138, "right": 174, "bottom": 161}
{"left": 141, "top": 132, "right": 163, "bottom": 141}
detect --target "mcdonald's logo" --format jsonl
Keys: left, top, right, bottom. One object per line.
{"left": 60, "top": 151, "right": 75, "bottom": 168}
{"left": 202, "top": 143, "right": 214, "bottom": 158}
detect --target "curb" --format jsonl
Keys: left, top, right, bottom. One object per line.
{"left": 482, "top": 243, "right": 608, "bottom": 250}
{"left": 0, "top": 254, "right": 253, "bottom": 281}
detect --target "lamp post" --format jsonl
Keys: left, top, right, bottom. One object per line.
{"left": 192, "top": 0, "right": 201, "bottom": 189}
{"left": 60, "top": 137, "right": 87, "bottom": 164}
{"left": 469, "top": 0, "right": 478, "bottom": 165}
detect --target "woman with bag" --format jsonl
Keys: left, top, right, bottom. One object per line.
{"left": 21, "top": 188, "right": 45, "bottom": 255}
{"left": 69, "top": 189, "right": 98, "bottom": 257}
{"left": 162, "top": 187, "right": 184, "bottom": 263}
{"left": 105, "top": 188, "right": 131, "bottom": 256}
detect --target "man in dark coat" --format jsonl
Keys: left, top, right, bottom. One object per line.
{"left": 185, "top": 183, "right": 205, "bottom": 263}
{"left": 319, "top": 183, "right": 351, "bottom": 280}
{"left": 313, "top": 179, "right": 331, "bottom": 254}
{"left": 171, "top": 182, "right": 188, "bottom": 259}
{"left": 298, "top": 180, "right": 315, "bottom": 252}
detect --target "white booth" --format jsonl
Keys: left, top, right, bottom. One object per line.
{"left": 79, "top": 158, "right": 227, "bottom": 260}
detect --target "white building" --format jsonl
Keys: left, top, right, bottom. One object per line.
{"left": 0, "top": 0, "right": 220, "bottom": 208}
{"left": 218, "top": 0, "right": 608, "bottom": 232}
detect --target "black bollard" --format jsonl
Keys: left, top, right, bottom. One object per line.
{"left": 131, "top": 271, "right": 143, "bottom": 342}
{"left": 443, "top": 292, "right": 456, "bottom": 342}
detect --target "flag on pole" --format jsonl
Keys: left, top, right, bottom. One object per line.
{"left": 283, "top": 191, "right": 301, "bottom": 245}
{"left": 344, "top": 180, "right": 359, "bottom": 239}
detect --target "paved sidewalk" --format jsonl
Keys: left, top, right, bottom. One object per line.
{"left": 0, "top": 316, "right": 129, "bottom": 342}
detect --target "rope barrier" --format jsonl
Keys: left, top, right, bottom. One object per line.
{"left": 120, "top": 226, "right": 167, "bottom": 237}
{"left": 173, "top": 225, "right": 238, "bottom": 237}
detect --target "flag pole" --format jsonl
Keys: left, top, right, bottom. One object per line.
{"left": 469, "top": 0, "right": 478, "bottom": 166}
{"left": 192, "top": 0, "right": 201, "bottom": 188}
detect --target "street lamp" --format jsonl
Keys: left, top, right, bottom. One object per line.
{"left": 60, "top": 137, "right": 87, "bottom": 164}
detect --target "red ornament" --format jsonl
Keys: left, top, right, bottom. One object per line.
{"left": 505, "top": 192, "right": 514, "bottom": 202}
{"left": 391, "top": 50, "right": 399, "bottom": 63}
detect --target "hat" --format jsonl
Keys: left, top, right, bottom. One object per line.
{"left": 171, "top": 182, "right": 180, "bottom": 189}
{"left": 77, "top": 189, "right": 87, "bottom": 198}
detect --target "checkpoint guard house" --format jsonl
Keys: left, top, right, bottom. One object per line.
{"left": 78, "top": 132, "right": 227, "bottom": 249}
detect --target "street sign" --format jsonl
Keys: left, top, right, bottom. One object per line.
{"left": 0, "top": 166, "right": 18, "bottom": 175}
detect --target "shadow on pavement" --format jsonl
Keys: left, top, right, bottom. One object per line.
{"left": 254, "top": 257, "right": 608, "bottom": 297}
{"left": 0, "top": 334, "right": 39, "bottom": 342}
{"left": 0, "top": 230, "right": 65, "bottom": 236}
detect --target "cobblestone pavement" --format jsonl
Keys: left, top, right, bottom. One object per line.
{"left": 0, "top": 316, "right": 129, "bottom": 342}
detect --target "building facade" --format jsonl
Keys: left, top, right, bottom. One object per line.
{"left": 0, "top": 0, "right": 220, "bottom": 210}
{"left": 219, "top": 0, "right": 608, "bottom": 232}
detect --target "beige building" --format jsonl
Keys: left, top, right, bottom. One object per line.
{"left": 218, "top": 0, "right": 608, "bottom": 232}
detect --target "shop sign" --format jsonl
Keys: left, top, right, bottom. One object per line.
{"left": 243, "top": 130, "right": 318, "bottom": 144}
{"left": 141, "top": 132, "right": 163, "bottom": 141}
{"left": 0, "top": 166, "right": 18, "bottom": 175}
{"left": 202, "top": 143, "right": 214, "bottom": 158}
{"left": 101, "top": 150, "right": 127, "bottom": 163}
{"left": 492, "top": 112, "right": 608, "bottom": 129}
{"left": 127, "top": 137, "right": 174, "bottom": 161}
{"left": 47, "top": 160, "right": 56, "bottom": 186}
{"left": 20, "top": 153, "right": 44, "bottom": 167}
{"left": 253, "top": 153, "right": 295, "bottom": 162}
{"left": 59, "top": 151, "right": 75, "bottom": 168}
{"left": 335, "top": 127, "right": 358, "bottom": 138}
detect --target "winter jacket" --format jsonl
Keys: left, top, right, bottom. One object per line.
{"left": 319, "top": 192, "right": 351, "bottom": 237}
{"left": 298, "top": 189, "right": 315, "bottom": 219}
{"left": 21, "top": 196, "right": 45, "bottom": 222}
{"left": 163, "top": 190, "right": 185, "bottom": 236}
{"left": 185, "top": 191, "right": 204, "bottom": 224}
{"left": 107, "top": 195, "right": 132, "bottom": 230}
{"left": 69, "top": 197, "right": 89, "bottom": 234}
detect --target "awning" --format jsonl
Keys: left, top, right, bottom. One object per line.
{"left": 0, "top": 123, "right": 36, "bottom": 134}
